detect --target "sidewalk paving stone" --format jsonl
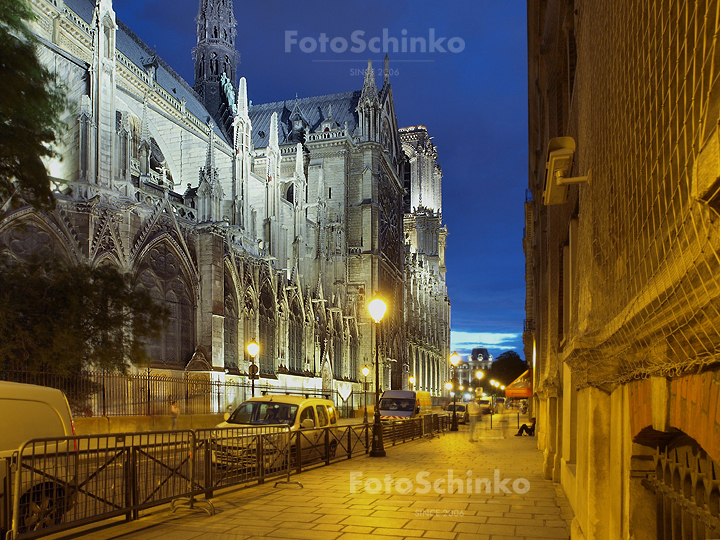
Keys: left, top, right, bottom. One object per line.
{"left": 42, "top": 412, "right": 573, "bottom": 540}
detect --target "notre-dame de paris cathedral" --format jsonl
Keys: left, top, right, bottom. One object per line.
{"left": 1, "top": 0, "right": 451, "bottom": 402}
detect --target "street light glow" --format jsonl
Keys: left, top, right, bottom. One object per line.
{"left": 246, "top": 340, "right": 259, "bottom": 358}
{"left": 362, "top": 366, "right": 370, "bottom": 377}
{"left": 450, "top": 351, "right": 460, "bottom": 366}
{"left": 369, "top": 296, "right": 387, "bottom": 323}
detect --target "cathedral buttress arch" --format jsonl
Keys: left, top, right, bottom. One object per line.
{"left": 134, "top": 238, "right": 196, "bottom": 368}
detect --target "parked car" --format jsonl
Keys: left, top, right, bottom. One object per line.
{"left": 477, "top": 398, "right": 495, "bottom": 415}
{"left": 212, "top": 395, "right": 339, "bottom": 469}
{"left": 444, "top": 403, "right": 470, "bottom": 424}
{"left": 378, "top": 390, "right": 433, "bottom": 421}
{"left": 0, "top": 381, "right": 76, "bottom": 536}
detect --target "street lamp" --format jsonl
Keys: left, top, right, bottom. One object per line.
{"left": 362, "top": 366, "right": 370, "bottom": 423}
{"left": 368, "top": 295, "right": 387, "bottom": 457}
{"left": 409, "top": 375, "right": 416, "bottom": 390}
{"left": 246, "top": 339, "right": 260, "bottom": 397}
{"left": 449, "top": 351, "right": 460, "bottom": 431}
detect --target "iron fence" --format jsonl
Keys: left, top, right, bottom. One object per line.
{"left": 1, "top": 415, "right": 449, "bottom": 540}
{"left": 0, "top": 369, "right": 362, "bottom": 419}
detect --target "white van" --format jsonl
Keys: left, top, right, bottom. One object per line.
{"left": 378, "top": 390, "right": 433, "bottom": 421}
{"left": 0, "top": 381, "right": 76, "bottom": 536}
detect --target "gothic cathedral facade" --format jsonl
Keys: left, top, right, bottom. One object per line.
{"left": 1, "top": 0, "right": 450, "bottom": 402}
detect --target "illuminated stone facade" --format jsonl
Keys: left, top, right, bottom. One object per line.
{"left": 0, "top": 0, "right": 450, "bottom": 402}
{"left": 526, "top": 1, "right": 720, "bottom": 538}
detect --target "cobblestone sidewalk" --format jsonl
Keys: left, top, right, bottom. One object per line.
{"left": 47, "top": 414, "right": 573, "bottom": 540}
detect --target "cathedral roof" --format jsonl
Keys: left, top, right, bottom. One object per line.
{"left": 64, "top": 0, "right": 230, "bottom": 145}
{"left": 248, "top": 92, "right": 361, "bottom": 149}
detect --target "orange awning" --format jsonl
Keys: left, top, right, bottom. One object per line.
{"left": 505, "top": 369, "right": 533, "bottom": 398}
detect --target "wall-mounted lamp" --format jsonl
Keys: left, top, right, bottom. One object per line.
{"left": 543, "top": 136, "right": 591, "bottom": 205}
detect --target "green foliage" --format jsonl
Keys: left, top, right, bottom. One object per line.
{"left": 0, "top": 0, "right": 67, "bottom": 211}
{"left": 489, "top": 350, "right": 527, "bottom": 386}
{"left": 0, "top": 256, "right": 169, "bottom": 376}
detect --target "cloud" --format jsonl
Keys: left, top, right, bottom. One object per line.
{"left": 450, "top": 331, "right": 521, "bottom": 357}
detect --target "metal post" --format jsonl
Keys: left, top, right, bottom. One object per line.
{"left": 363, "top": 376, "right": 368, "bottom": 424}
{"left": 369, "top": 321, "right": 386, "bottom": 457}
{"left": 450, "top": 368, "right": 459, "bottom": 432}
{"left": 451, "top": 388, "right": 459, "bottom": 431}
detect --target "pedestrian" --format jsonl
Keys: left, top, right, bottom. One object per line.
{"left": 515, "top": 417, "right": 536, "bottom": 436}
{"left": 467, "top": 398, "right": 481, "bottom": 442}
{"left": 170, "top": 400, "right": 180, "bottom": 430}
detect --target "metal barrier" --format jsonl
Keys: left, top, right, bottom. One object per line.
{"left": 2, "top": 416, "right": 449, "bottom": 540}
{"left": 194, "top": 425, "right": 291, "bottom": 497}
{"left": 6, "top": 431, "right": 195, "bottom": 540}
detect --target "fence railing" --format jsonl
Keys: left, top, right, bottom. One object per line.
{"left": 0, "top": 369, "right": 364, "bottom": 419}
{"left": 1, "top": 415, "right": 450, "bottom": 540}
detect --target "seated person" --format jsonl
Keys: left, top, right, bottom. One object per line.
{"left": 263, "top": 408, "right": 279, "bottom": 422}
{"left": 276, "top": 407, "right": 291, "bottom": 424}
{"left": 398, "top": 400, "right": 414, "bottom": 412}
{"left": 515, "top": 417, "right": 536, "bottom": 436}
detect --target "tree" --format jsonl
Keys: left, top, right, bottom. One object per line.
{"left": 489, "top": 350, "right": 527, "bottom": 387}
{"left": 0, "top": 0, "right": 67, "bottom": 211}
{"left": 0, "top": 256, "right": 169, "bottom": 407}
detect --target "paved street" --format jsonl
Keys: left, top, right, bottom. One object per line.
{"left": 47, "top": 412, "right": 573, "bottom": 540}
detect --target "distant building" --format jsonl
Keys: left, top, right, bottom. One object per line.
{"left": 526, "top": 0, "right": 720, "bottom": 538}
{"left": 470, "top": 348, "right": 493, "bottom": 370}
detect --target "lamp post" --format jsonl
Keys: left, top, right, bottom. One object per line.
{"left": 449, "top": 351, "right": 460, "bottom": 431}
{"left": 247, "top": 340, "right": 259, "bottom": 397}
{"left": 409, "top": 375, "right": 416, "bottom": 390}
{"left": 362, "top": 366, "right": 370, "bottom": 424}
{"left": 490, "top": 380, "right": 500, "bottom": 411}
{"left": 368, "top": 295, "right": 387, "bottom": 457}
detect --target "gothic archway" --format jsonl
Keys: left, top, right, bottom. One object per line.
{"left": 135, "top": 241, "right": 195, "bottom": 368}
{"left": 288, "top": 297, "right": 303, "bottom": 373}
{"left": 224, "top": 267, "right": 239, "bottom": 371}
{"left": 258, "top": 281, "right": 275, "bottom": 375}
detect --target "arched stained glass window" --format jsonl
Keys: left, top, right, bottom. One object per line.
{"left": 136, "top": 242, "right": 195, "bottom": 367}
{"left": 333, "top": 315, "right": 344, "bottom": 380}
{"left": 224, "top": 271, "right": 238, "bottom": 370}
{"left": 258, "top": 283, "right": 275, "bottom": 375}
{"left": 288, "top": 299, "right": 303, "bottom": 373}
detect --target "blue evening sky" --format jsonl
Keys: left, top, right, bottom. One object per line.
{"left": 114, "top": 0, "right": 528, "bottom": 361}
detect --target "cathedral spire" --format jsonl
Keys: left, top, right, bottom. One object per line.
{"left": 359, "top": 59, "right": 379, "bottom": 104}
{"left": 236, "top": 76, "right": 248, "bottom": 118}
{"left": 357, "top": 59, "right": 381, "bottom": 142}
{"left": 383, "top": 54, "right": 390, "bottom": 87}
{"left": 269, "top": 111, "right": 279, "bottom": 151}
{"left": 192, "top": 0, "right": 239, "bottom": 136}
{"left": 205, "top": 121, "right": 216, "bottom": 172}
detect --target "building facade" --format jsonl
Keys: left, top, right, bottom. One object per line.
{"left": 526, "top": 1, "right": 720, "bottom": 538}
{"left": 401, "top": 126, "right": 450, "bottom": 394}
{"left": 0, "top": 0, "right": 450, "bottom": 406}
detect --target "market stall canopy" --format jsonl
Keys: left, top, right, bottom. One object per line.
{"left": 505, "top": 369, "right": 533, "bottom": 398}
